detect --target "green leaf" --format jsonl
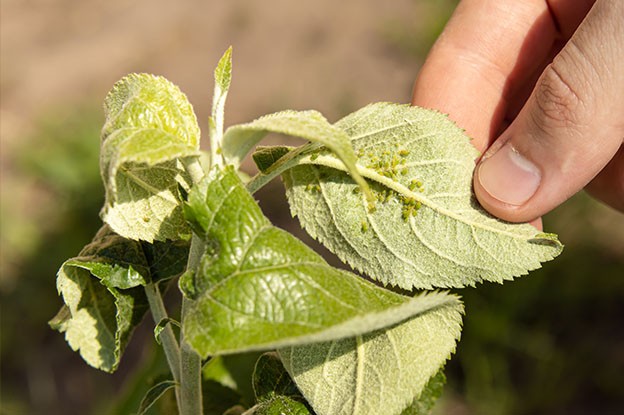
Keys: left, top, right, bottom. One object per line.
{"left": 210, "top": 47, "right": 234, "bottom": 168}
{"left": 221, "top": 110, "right": 373, "bottom": 204}
{"left": 137, "top": 380, "right": 177, "bottom": 415}
{"left": 61, "top": 225, "right": 189, "bottom": 289}
{"left": 202, "top": 379, "right": 243, "bottom": 415}
{"left": 252, "top": 146, "right": 295, "bottom": 173}
{"left": 279, "top": 300, "right": 462, "bottom": 415}
{"left": 282, "top": 103, "right": 563, "bottom": 289}
{"left": 154, "top": 317, "right": 180, "bottom": 345}
{"left": 400, "top": 371, "right": 446, "bottom": 415}
{"left": 203, "top": 352, "right": 262, "bottom": 408}
{"left": 214, "top": 46, "right": 233, "bottom": 98}
{"left": 50, "top": 225, "right": 188, "bottom": 372}
{"left": 252, "top": 352, "right": 301, "bottom": 403}
{"left": 100, "top": 73, "right": 201, "bottom": 242}
{"left": 243, "top": 396, "right": 312, "bottom": 415}
{"left": 51, "top": 263, "right": 148, "bottom": 372}
{"left": 181, "top": 166, "right": 462, "bottom": 358}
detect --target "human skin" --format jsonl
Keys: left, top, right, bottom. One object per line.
{"left": 412, "top": 0, "right": 624, "bottom": 226}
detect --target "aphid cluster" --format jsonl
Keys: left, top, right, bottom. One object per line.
{"left": 358, "top": 145, "right": 411, "bottom": 180}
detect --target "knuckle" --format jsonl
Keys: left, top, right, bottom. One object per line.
{"left": 531, "top": 61, "right": 586, "bottom": 132}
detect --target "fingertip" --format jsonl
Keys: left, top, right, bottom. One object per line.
{"left": 473, "top": 141, "right": 543, "bottom": 222}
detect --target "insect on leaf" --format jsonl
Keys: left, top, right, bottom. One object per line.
{"left": 280, "top": 103, "right": 563, "bottom": 289}
{"left": 180, "top": 166, "right": 462, "bottom": 357}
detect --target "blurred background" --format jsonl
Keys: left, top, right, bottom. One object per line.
{"left": 1, "top": 1, "right": 622, "bottom": 414}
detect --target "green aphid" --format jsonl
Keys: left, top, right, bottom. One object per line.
{"left": 398, "top": 149, "right": 410, "bottom": 157}
{"left": 408, "top": 179, "right": 423, "bottom": 191}
{"left": 361, "top": 221, "right": 369, "bottom": 232}
{"left": 305, "top": 183, "right": 321, "bottom": 193}
{"left": 400, "top": 168, "right": 409, "bottom": 175}
{"left": 353, "top": 186, "right": 361, "bottom": 194}
{"left": 310, "top": 153, "right": 319, "bottom": 161}
{"left": 402, "top": 208, "right": 411, "bottom": 221}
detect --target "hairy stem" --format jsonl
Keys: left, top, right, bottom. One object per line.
{"left": 179, "top": 293, "right": 204, "bottom": 415}
{"left": 144, "top": 282, "right": 181, "bottom": 404}
{"left": 178, "top": 159, "right": 207, "bottom": 414}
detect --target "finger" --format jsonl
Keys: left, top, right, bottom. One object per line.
{"left": 474, "top": 0, "right": 624, "bottom": 222}
{"left": 586, "top": 144, "right": 624, "bottom": 211}
{"left": 412, "top": 0, "right": 558, "bottom": 151}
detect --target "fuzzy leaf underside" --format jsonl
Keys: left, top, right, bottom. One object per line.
{"left": 52, "top": 265, "right": 147, "bottom": 373}
{"left": 51, "top": 225, "right": 188, "bottom": 372}
{"left": 181, "top": 166, "right": 463, "bottom": 358}
{"left": 400, "top": 371, "right": 446, "bottom": 415}
{"left": 221, "top": 110, "right": 373, "bottom": 203}
{"left": 100, "top": 73, "right": 201, "bottom": 242}
{"left": 279, "top": 298, "right": 461, "bottom": 415}
{"left": 281, "top": 103, "right": 563, "bottom": 289}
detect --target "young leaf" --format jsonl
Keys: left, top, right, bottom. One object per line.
{"left": 181, "top": 166, "right": 463, "bottom": 356}
{"left": 154, "top": 317, "right": 180, "bottom": 345}
{"left": 210, "top": 47, "right": 233, "bottom": 167}
{"left": 221, "top": 110, "right": 373, "bottom": 203}
{"left": 51, "top": 264, "right": 148, "bottom": 372}
{"left": 214, "top": 46, "right": 233, "bottom": 97}
{"left": 281, "top": 103, "right": 563, "bottom": 289}
{"left": 136, "top": 380, "right": 177, "bottom": 415}
{"left": 279, "top": 301, "right": 462, "bottom": 415}
{"left": 100, "top": 73, "right": 201, "bottom": 242}
{"left": 50, "top": 225, "right": 188, "bottom": 371}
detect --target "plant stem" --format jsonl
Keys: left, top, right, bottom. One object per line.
{"left": 144, "top": 282, "right": 182, "bottom": 404}
{"left": 178, "top": 233, "right": 205, "bottom": 415}
{"left": 179, "top": 156, "right": 206, "bottom": 414}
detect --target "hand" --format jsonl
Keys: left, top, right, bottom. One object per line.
{"left": 412, "top": 0, "right": 624, "bottom": 225}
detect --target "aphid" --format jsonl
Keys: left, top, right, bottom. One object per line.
{"left": 361, "top": 221, "right": 369, "bottom": 232}
{"left": 310, "top": 153, "right": 319, "bottom": 161}
{"left": 398, "top": 149, "right": 410, "bottom": 157}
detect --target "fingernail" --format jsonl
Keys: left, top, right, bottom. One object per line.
{"left": 477, "top": 142, "right": 541, "bottom": 206}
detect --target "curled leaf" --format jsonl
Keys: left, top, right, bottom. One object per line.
{"left": 100, "top": 73, "right": 201, "bottom": 241}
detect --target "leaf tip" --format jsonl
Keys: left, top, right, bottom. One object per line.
{"left": 529, "top": 232, "right": 564, "bottom": 252}
{"left": 215, "top": 46, "right": 233, "bottom": 91}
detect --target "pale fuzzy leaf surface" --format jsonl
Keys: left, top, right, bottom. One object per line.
{"left": 279, "top": 300, "right": 462, "bottom": 415}
{"left": 50, "top": 225, "right": 188, "bottom": 372}
{"left": 181, "top": 166, "right": 462, "bottom": 357}
{"left": 282, "top": 103, "right": 563, "bottom": 289}
{"left": 221, "top": 110, "right": 373, "bottom": 203}
{"left": 52, "top": 263, "right": 147, "bottom": 372}
{"left": 400, "top": 371, "right": 446, "bottom": 415}
{"left": 100, "top": 73, "right": 201, "bottom": 241}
